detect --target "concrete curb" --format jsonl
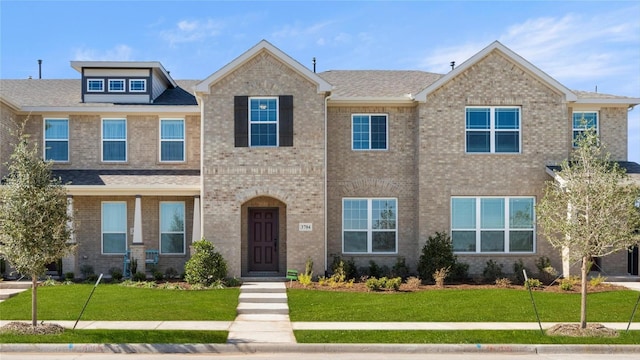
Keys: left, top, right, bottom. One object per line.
{"left": 1, "top": 343, "right": 640, "bottom": 354}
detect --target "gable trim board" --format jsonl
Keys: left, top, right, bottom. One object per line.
{"left": 194, "top": 40, "right": 332, "bottom": 95}
{"left": 414, "top": 41, "right": 578, "bottom": 103}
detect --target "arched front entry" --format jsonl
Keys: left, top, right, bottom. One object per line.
{"left": 241, "top": 196, "right": 287, "bottom": 277}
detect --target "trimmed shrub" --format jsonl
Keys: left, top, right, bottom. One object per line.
{"left": 108, "top": 267, "right": 123, "bottom": 282}
{"left": 184, "top": 239, "right": 227, "bottom": 286}
{"left": 418, "top": 232, "right": 468, "bottom": 283}
{"left": 482, "top": 260, "right": 504, "bottom": 283}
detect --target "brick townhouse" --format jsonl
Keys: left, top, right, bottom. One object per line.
{"left": 1, "top": 40, "right": 639, "bottom": 280}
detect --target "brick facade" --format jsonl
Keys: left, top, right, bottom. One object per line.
{"left": 1, "top": 41, "right": 638, "bottom": 280}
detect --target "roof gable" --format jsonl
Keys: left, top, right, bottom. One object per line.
{"left": 194, "top": 40, "right": 332, "bottom": 95}
{"left": 414, "top": 41, "right": 577, "bottom": 103}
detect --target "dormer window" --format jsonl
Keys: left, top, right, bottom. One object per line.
{"left": 129, "top": 79, "right": 146, "bottom": 92}
{"left": 108, "top": 79, "right": 125, "bottom": 92}
{"left": 87, "top": 79, "right": 104, "bottom": 92}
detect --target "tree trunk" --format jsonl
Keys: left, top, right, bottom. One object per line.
{"left": 580, "top": 256, "right": 588, "bottom": 329}
{"left": 31, "top": 275, "right": 38, "bottom": 327}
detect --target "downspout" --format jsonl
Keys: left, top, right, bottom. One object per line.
{"left": 196, "top": 93, "right": 205, "bottom": 247}
{"left": 324, "top": 94, "right": 331, "bottom": 274}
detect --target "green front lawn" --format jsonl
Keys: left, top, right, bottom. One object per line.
{"left": 288, "top": 288, "right": 640, "bottom": 322}
{"left": 0, "top": 284, "right": 239, "bottom": 321}
{"left": 0, "top": 329, "right": 227, "bottom": 343}
{"left": 295, "top": 330, "right": 640, "bottom": 344}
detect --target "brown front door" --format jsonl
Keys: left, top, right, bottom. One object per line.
{"left": 248, "top": 208, "right": 279, "bottom": 272}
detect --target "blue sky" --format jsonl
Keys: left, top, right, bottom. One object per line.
{"left": 1, "top": 0, "right": 638, "bottom": 161}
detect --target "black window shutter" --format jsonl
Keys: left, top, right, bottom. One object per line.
{"left": 279, "top": 95, "right": 293, "bottom": 147}
{"left": 234, "top": 96, "right": 248, "bottom": 147}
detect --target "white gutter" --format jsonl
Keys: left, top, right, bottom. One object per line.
{"left": 64, "top": 185, "right": 200, "bottom": 196}
{"left": 19, "top": 105, "right": 200, "bottom": 114}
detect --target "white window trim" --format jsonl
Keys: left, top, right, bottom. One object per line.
{"left": 101, "top": 118, "right": 127, "bottom": 162}
{"left": 351, "top": 113, "right": 389, "bottom": 151}
{"left": 101, "top": 201, "right": 127, "bottom": 255}
{"left": 159, "top": 118, "right": 186, "bottom": 163}
{"left": 129, "top": 79, "right": 147, "bottom": 93}
{"left": 572, "top": 110, "right": 599, "bottom": 148}
{"left": 108, "top": 79, "right": 126, "bottom": 92}
{"left": 159, "top": 201, "right": 186, "bottom": 255}
{"left": 451, "top": 196, "right": 536, "bottom": 254}
{"left": 87, "top": 79, "right": 104, "bottom": 92}
{"left": 342, "top": 197, "right": 398, "bottom": 254}
{"left": 465, "top": 106, "right": 521, "bottom": 154}
{"left": 43, "top": 118, "right": 69, "bottom": 162}
{"left": 248, "top": 96, "right": 279, "bottom": 147}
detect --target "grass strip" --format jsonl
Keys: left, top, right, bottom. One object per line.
{"left": 0, "top": 329, "right": 227, "bottom": 344}
{"left": 288, "top": 288, "right": 640, "bottom": 322}
{"left": 0, "top": 285, "right": 239, "bottom": 321}
{"left": 294, "top": 330, "right": 640, "bottom": 344}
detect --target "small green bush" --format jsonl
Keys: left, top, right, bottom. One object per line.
{"left": 559, "top": 278, "right": 574, "bottom": 291}
{"left": 391, "top": 257, "right": 410, "bottom": 279}
{"left": 482, "top": 260, "right": 504, "bottom": 283}
{"left": 298, "top": 273, "right": 313, "bottom": 286}
{"left": 225, "top": 277, "right": 242, "bottom": 287}
{"left": 524, "top": 278, "right": 543, "bottom": 289}
{"left": 109, "top": 267, "right": 123, "bottom": 282}
{"left": 153, "top": 270, "right": 164, "bottom": 281}
{"left": 64, "top": 272, "right": 75, "bottom": 281}
{"left": 418, "top": 232, "right": 467, "bottom": 283}
{"left": 184, "top": 239, "right": 227, "bottom": 286}
{"left": 365, "top": 277, "right": 382, "bottom": 291}
{"left": 331, "top": 256, "right": 357, "bottom": 280}
{"left": 384, "top": 277, "right": 402, "bottom": 291}
{"left": 367, "top": 260, "right": 381, "bottom": 278}
{"left": 132, "top": 271, "right": 147, "bottom": 282}
{"left": 512, "top": 259, "right": 529, "bottom": 285}
{"left": 590, "top": 274, "right": 607, "bottom": 287}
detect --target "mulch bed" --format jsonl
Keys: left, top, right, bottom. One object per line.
{"left": 285, "top": 280, "right": 627, "bottom": 293}
{"left": 547, "top": 323, "right": 619, "bottom": 337}
{"left": 1, "top": 321, "right": 65, "bottom": 335}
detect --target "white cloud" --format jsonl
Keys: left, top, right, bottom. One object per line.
{"left": 73, "top": 45, "right": 133, "bottom": 61}
{"left": 160, "top": 19, "right": 224, "bottom": 46}
{"left": 418, "top": 6, "right": 640, "bottom": 89}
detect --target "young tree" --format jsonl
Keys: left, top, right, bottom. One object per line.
{"left": 0, "top": 128, "right": 74, "bottom": 327}
{"left": 537, "top": 128, "right": 640, "bottom": 329}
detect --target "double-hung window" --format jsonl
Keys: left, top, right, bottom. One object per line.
{"left": 87, "top": 79, "right": 104, "bottom": 92}
{"left": 343, "top": 198, "right": 397, "bottom": 253}
{"left": 129, "top": 79, "right": 146, "bottom": 92}
{"left": 249, "top": 97, "right": 278, "bottom": 147}
{"left": 160, "top": 202, "right": 185, "bottom": 254}
{"left": 108, "top": 79, "right": 125, "bottom": 92}
{"left": 160, "top": 119, "right": 185, "bottom": 162}
{"left": 466, "top": 107, "right": 520, "bottom": 153}
{"left": 102, "top": 202, "right": 127, "bottom": 254}
{"left": 451, "top": 197, "right": 535, "bottom": 253}
{"left": 352, "top": 114, "right": 388, "bottom": 150}
{"left": 102, "top": 119, "right": 127, "bottom": 162}
{"left": 572, "top": 111, "right": 598, "bottom": 147}
{"left": 44, "top": 119, "right": 69, "bottom": 162}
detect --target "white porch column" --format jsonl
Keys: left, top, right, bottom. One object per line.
{"left": 61, "top": 195, "right": 76, "bottom": 277}
{"left": 133, "top": 195, "right": 143, "bottom": 244}
{"left": 192, "top": 195, "right": 201, "bottom": 243}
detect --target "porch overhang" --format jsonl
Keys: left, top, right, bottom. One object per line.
{"left": 545, "top": 161, "right": 640, "bottom": 185}
{"left": 52, "top": 169, "right": 201, "bottom": 196}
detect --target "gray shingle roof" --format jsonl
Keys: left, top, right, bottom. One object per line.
{"left": 51, "top": 169, "right": 200, "bottom": 186}
{"left": 572, "top": 90, "right": 639, "bottom": 100}
{"left": 318, "top": 70, "right": 443, "bottom": 98}
{"left": 0, "top": 79, "right": 198, "bottom": 107}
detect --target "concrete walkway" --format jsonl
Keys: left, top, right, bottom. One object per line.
{"left": 227, "top": 281, "right": 296, "bottom": 343}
